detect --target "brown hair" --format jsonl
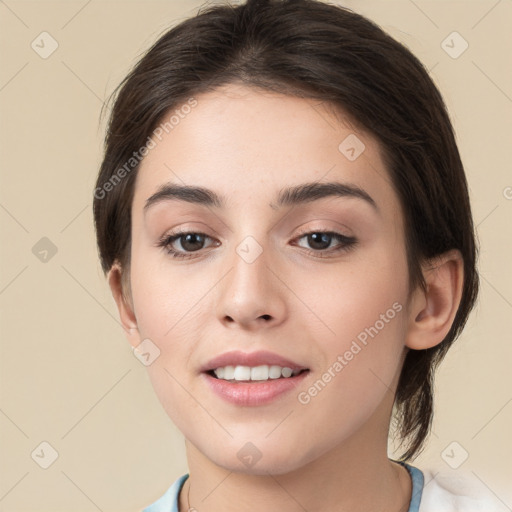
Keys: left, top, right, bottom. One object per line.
{"left": 93, "top": 0, "right": 479, "bottom": 461}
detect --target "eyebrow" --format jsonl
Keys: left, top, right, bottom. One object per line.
{"left": 144, "top": 181, "right": 378, "bottom": 213}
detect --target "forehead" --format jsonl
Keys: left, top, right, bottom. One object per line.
{"left": 133, "top": 83, "right": 398, "bottom": 217}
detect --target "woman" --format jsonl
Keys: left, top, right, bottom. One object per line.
{"left": 93, "top": 0, "right": 503, "bottom": 510}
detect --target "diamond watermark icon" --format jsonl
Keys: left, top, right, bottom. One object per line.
{"left": 32, "top": 237, "right": 58, "bottom": 263}
{"left": 133, "top": 338, "right": 161, "bottom": 366}
{"left": 338, "top": 134, "right": 365, "bottom": 161}
{"left": 31, "top": 441, "right": 59, "bottom": 469}
{"left": 441, "top": 31, "right": 468, "bottom": 59}
{"left": 31, "top": 31, "right": 59, "bottom": 59}
{"left": 441, "top": 441, "right": 469, "bottom": 469}
{"left": 236, "top": 236, "right": 263, "bottom": 264}
{"left": 237, "top": 441, "right": 262, "bottom": 468}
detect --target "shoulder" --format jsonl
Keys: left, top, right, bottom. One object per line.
{"left": 142, "top": 473, "right": 189, "bottom": 512}
{"left": 418, "top": 467, "right": 509, "bottom": 512}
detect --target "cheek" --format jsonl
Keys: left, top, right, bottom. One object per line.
{"left": 128, "top": 259, "right": 211, "bottom": 429}
{"left": 130, "top": 251, "right": 208, "bottom": 339}
{"left": 295, "top": 243, "right": 409, "bottom": 401}
{"left": 301, "top": 238, "right": 408, "bottom": 344}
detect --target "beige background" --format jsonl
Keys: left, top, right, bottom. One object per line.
{"left": 1, "top": 0, "right": 511, "bottom": 510}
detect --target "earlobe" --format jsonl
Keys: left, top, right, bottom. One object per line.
{"left": 405, "top": 249, "right": 464, "bottom": 350}
{"left": 107, "top": 262, "right": 141, "bottom": 349}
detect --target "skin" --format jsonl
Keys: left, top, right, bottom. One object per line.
{"left": 108, "top": 83, "right": 464, "bottom": 512}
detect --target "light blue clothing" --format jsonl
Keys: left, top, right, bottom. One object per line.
{"left": 142, "top": 462, "right": 424, "bottom": 512}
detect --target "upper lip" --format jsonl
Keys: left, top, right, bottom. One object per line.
{"left": 200, "top": 350, "right": 309, "bottom": 373}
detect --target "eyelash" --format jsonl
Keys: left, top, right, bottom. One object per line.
{"left": 156, "top": 228, "right": 357, "bottom": 260}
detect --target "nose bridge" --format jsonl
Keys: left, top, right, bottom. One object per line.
{"left": 217, "top": 230, "right": 286, "bottom": 327}
{"left": 228, "top": 213, "right": 275, "bottom": 284}
{"left": 230, "top": 233, "right": 272, "bottom": 302}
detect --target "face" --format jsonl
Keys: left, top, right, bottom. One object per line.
{"left": 126, "top": 83, "right": 411, "bottom": 475}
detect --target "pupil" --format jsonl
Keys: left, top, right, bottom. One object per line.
{"left": 309, "top": 232, "right": 330, "bottom": 250}
{"left": 182, "top": 234, "right": 203, "bottom": 251}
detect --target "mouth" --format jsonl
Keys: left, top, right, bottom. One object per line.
{"left": 200, "top": 349, "right": 309, "bottom": 378}
{"left": 202, "top": 365, "right": 311, "bottom": 406}
{"left": 205, "top": 366, "right": 310, "bottom": 383}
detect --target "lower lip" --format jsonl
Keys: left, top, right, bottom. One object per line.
{"left": 202, "top": 371, "right": 310, "bottom": 406}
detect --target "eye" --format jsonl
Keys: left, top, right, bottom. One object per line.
{"left": 156, "top": 229, "right": 357, "bottom": 260}
{"left": 294, "top": 230, "right": 357, "bottom": 256}
{"left": 157, "top": 231, "right": 216, "bottom": 259}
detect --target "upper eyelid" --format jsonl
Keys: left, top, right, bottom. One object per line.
{"left": 165, "top": 227, "right": 351, "bottom": 239}
{"left": 164, "top": 218, "right": 354, "bottom": 238}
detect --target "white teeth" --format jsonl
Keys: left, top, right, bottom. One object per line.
{"left": 233, "top": 366, "right": 251, "bottom": 380}
{"left": 223, "top": 366, "right": 235, "bottom": 380}
{"left": 281, "top": 367, "right": 293, "bottom": 378}
{"left": 212, "top": 365, "right": 304, "bottom": 381}
{"left": 251, "top": 365, "right": 269, "bottom": 381}
{"left": 268, "top": 365, "right": 282, "bottom": 379}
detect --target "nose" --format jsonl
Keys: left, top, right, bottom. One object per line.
{"left": 216, "top": 237, "right": 287, "bottom": 330}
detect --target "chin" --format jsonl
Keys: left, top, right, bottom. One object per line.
{"left": 220, "top": 455, "right": 303, "bottom": 476}
{"left": 199, "top": 440, "right": 312, "bottom": 477}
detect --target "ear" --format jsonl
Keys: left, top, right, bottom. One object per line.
{"left": 405, "top": 249, "right": 464, "bottom": 350}
{"left": 107, "top": 262, "right": 141, "bottom": 349}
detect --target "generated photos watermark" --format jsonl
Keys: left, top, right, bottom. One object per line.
{"left": 297, "top": 301, "right": 403, "bottom": 405}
